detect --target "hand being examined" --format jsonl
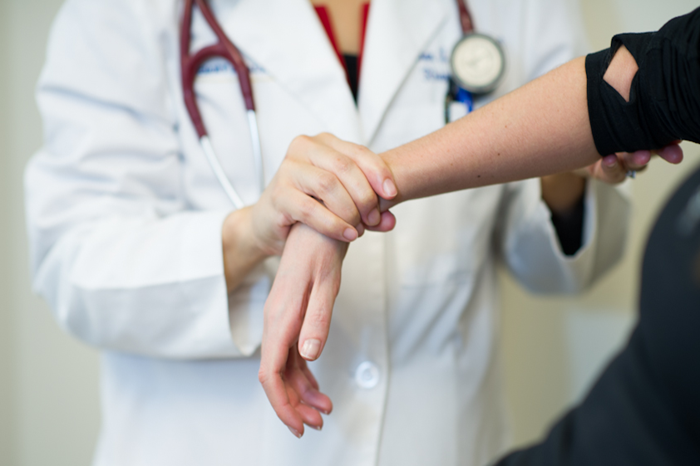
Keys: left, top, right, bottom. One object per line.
{"left": 258, "top": 223, "right": 348, "bottom": 438}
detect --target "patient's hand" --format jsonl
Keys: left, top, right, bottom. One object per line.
{"left": 258, "top": 223, "right": 347, "bottom": 438}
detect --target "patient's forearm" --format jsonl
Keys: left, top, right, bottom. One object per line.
{"left": 383, "top": 6, "right": 700, "bottom": 206}
{"left": 382, "top": 57, "right": 597, "bottom": 205}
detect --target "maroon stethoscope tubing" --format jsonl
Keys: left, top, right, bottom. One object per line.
{"left": 456, "top": 0, "right": 475, "bottom": 35}
{"left": 180, "top": 0, "right": 255, "bottom": 139}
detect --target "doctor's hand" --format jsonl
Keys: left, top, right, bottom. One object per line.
{"left": 541, "top": 144, "right": 684, "bottom": 213}
{"left": 582, "top": 143, "right": 684, "bottom": 184}
{"left": 251, "top": 133, "right": 397, "bottom": 255}
{"left": 259, "top": 223, "right": 345, "bottom": 437}
{"left": 222, "top": 133, "right": 396, "bottom": 292}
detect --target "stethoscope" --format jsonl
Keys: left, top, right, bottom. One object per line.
{"left": 181, "top": 0, "right": 261, "bottom": 209}
{"left": 180, "top": 0, "right": 505, "bottom": 208}
{"left": 446, "top": 0, "right": 506, "bottom": 122}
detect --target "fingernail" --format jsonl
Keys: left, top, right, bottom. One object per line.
{"left": 311, "top": 425, "right": 323, "bottom": 431}
{"left": 343, "top": 228, "right": 357, "bottom": 241}
{"left": 301, "top": 339, "right": 321, "bottom": 360}
{"left": 604, "top": 155, "right": 618, "bottom": 167}
{"left": 368, "top": 209, "right": 380, "bottom": 226}
{"left": 288, "top": 426, "right": 302, "bottom": 438}
{"left": 383, "top": 179, "right": 397, "bottom": 198}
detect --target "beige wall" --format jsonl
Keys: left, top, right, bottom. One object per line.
{"left": 1, "top": 0, "right": 18, "bottom": 463}
{"left": 1, "top": 2, "right": 100, "bottom": 466}
{"left": 1, "top": 1, "right": 699, "bottom": 465}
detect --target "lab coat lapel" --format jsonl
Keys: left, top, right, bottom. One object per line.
{"left": 216, "top": 0, "right": 362, "bottom": 142}
{"left": 359, "top": 0, "right": 450, "bottom": 145}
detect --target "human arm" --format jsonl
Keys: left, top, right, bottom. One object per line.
{"left": 491, "top": 166, "right": 700, "bottom": 466}
{"left": 379, "top": 49, "right": 683, "bottom": 209}
{"left": 259, "top": 8, "right": 698, "bottom": 433}
{"left": 26, "top": 0, "right": 398, "bottom": 358}
{"left": 222, "top": 133, "right": 397, "bottom": 293}
{"left": 258, "top": 223, "right": 346, "bottom": 436}
{"left": 381, "top": 5, "right": 700, "bottom": 205}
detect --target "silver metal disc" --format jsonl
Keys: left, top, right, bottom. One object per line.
{"left": 450, "top": 33, "right": 505, "bottom": 95}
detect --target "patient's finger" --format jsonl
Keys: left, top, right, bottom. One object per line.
{"left": 298, "top": 267, "right": 342, "bottom": 363}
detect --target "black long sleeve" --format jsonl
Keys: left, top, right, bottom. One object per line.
{"left": 493, "top": 12, "right": 700, "bottom": 462}
{"left": 586, "top": 8, "right": 700, "bottom": 155}
{"left": 494, "top": 166, "right": 700, "bottom": 466}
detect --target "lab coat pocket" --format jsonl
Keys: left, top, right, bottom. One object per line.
{"left": 399, "top": 252, "right": 472, "bottom": 288}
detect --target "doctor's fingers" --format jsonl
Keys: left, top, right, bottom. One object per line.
{"left": 654, "top": 142, "right": 684, "bottom": 164}
{"left": 296, "top": 139, "right": 383, "bottom": 227}
{"left": 279, "top": 187, "right": 360, "bottom": 242}
{"left": 292, "top": 163, "right": 365, "bottom": 227}
{"left": 364, "top": 211, "right": 397, "bottom": 233}
{"left": 589, "top": 153, "right": 639, "bottom": 184}
{"left": 592, "top": 144, "right": 684, "bottom": 184}
{"left": 604, "top": 143, "right": 684, "bottom": 171}
{"left": 314, "top": 133, "right": 398, "bottom": 203}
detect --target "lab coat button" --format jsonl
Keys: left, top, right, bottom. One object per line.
{"left": 355, "top": 362, "right": 380, "bottom": 389}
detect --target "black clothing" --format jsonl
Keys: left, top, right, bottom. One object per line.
{"left": 493, "top": 11, "right": 700, "bottom": 464}
{"left": 343, "top": 53, "right": 359, "bottom": 103}
{"left": 586, "top": 8, "right": 700, "bottom": 156}
{"left": 495, "top": 167, "right": 700, "bottom": 466}
{"left": 550, "top": 195, "right": 585, "bottom": 256}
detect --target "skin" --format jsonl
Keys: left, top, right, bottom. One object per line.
{"left": 258, "top": 46, "right": 685, "bottom": 437}
{"left": 221, "top": 0, "right": 394, "bottom": 294}
{"left": 310, "top": 0, "right": 366, "bottom": 54}
{"left": 221, "top": 133, "right": 398, "bottom": 293}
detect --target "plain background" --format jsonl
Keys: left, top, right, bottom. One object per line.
{"left": 1, "top": 0, "right": 700, "bottom": 464}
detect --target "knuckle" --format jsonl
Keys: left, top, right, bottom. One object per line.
{"left": 355, "top": 145, "right": 380, "bottom": 165}
{"left": 357, "top": 145, "right": 374, "bottom": 160}
{"left": 358, "top": 189, "right": 377, "bottom": 209}
{"left": 316, "top": 172, "right": 337, "bottom": 195}
{"left": 297, "top": 199, "right": 317, "bottom": 223}
{"left": 307, "top": 311, "right": 331, "bottom": 330}
{"left": 289, "top": 134, "right": 312, "bottom": 153}
{"left": 333, "top": 156, "right": 353, "bottom": 175}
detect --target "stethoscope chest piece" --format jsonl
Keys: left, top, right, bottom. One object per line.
{"left": 450, "top": 33, "right": 505, "bottom": 95}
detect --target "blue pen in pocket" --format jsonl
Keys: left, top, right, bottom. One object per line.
{"left": 444, "top": 77, "right": 473, "bottom": 123}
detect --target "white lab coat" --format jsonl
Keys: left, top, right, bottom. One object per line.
{"left": 25, "top": 0, "right": 629, "bottom": 465}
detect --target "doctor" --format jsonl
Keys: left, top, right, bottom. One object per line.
{"left": 26, "top": 0, "right": 631, "bottom": 465}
